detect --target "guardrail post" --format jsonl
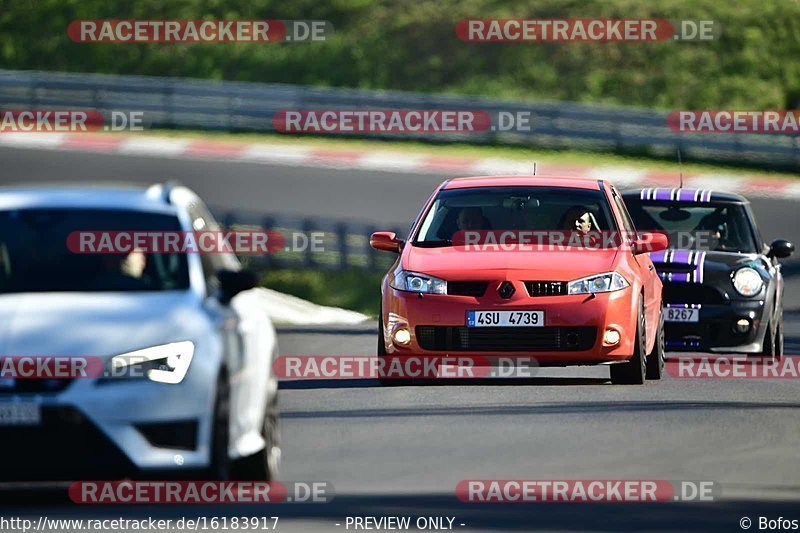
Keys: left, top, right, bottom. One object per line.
{"left": 262, "top": 216, "right": 275, "bottom": 269}
{"left": 336, "top": 222, "right": 348, "bottom": 270}
{"left": 302, "top": 219, "right": 315, "bottom": 268}
{"left": 365, "top": 225, "right": 376, "bottom": 271}
{"left": 222, "top": 212, "right": 236, "bottom": 228}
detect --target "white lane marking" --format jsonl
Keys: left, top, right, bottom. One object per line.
{"left": 470, "top": 158, "right": 533, "bottom": 175}
{"left": 781, "top": 181, "right": 800, "bottom": 200}
{"left": 118, "top": 137, "right": 191, "bottom": 156}
{"left": 240, "top": 144, "right": 314, "bottom": 164}
{"left": 356, "top": 152, "right": 426, "bottom": 171}
{"left": 587, "top": 167, "right": 647, "bottom": 188}
{"left": 686, "top": 174, "right": 746, "bottom": 194}
{"left": 242, "top": 287, "right": 369, "bottom": 326}
{"left": 0, "top": 132, "right": 67, "bottom": 148}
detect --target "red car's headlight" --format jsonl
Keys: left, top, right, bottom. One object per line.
{"left": 391, "top": 270, "right": 447, "bottom": 294}
{"left": 567, "top": 272, "right": 629, "bottom": 295}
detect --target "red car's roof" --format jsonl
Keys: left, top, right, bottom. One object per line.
{"left": 442, "top": 175, "right": 602, "bottom": 190}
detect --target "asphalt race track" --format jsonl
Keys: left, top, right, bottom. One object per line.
{"left": 1, "top": 145, "right": 800, "bottom": 531}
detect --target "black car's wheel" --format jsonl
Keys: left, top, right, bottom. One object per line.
{"left": 645, "top": 308, "right": 665, "bottom": 380}
{"left": 761, "top": 318, "right": 779, "bottom": 363}
{"left": 208, "top": 373, "right": 232, "bottom": 480}
{"left": 610, "top": 300, "right": 646, "bottom": 385}
{"left": 233, "top": 392, "right": 280, "bottom": 481}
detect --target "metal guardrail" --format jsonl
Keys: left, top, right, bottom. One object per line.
{"left": 1, "top": 69, "right": 799, "bottom": 171}
{"left": 216, "top": 209, "right": 404, "bottom": 272}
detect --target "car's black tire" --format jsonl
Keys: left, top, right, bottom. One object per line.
{"left": 645, "top": 308, "right": 665, "bottom": 380}
{"left": 610, "top": 300, "right": 646, "bottom": 385}
{"left": 208, "top": 373, "right": 232, "bottom": 480}
{"left": 761, "top": 315, "right": 784, "bottom": 363}
{"left": 761, "top": 318, "right": 778, "bottom": 363}
{"left": 233, "top": 392, "right": 280, "bottom": 481}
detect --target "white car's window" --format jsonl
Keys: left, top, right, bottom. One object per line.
{"left": 0, "top": 209, "right": 190, "bottom": 292}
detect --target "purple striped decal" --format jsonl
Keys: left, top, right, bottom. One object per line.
{"left": 666, "top": 304, "right": 702, "bottom": 309}
{"left": 637, "top": 188, "right": 714, "bottom": 203}
{"left": 695, "top": 250, "right": 706, "bottom": 283}
{"left": 654, "top": 189, "right": 673, "bottom": 201}
{"left": 652, "top": 249, "right": 707, "bottom": 284}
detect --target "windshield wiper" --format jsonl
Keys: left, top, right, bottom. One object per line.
{"left": 413, "top": 239, "right": 453, "bottom": 248}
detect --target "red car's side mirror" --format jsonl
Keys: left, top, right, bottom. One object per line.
{"left": 370, "top": 232, "right": 403, "bottom": 253}
{"left": 633, "top": 232, "right": 669, "bottom": 255}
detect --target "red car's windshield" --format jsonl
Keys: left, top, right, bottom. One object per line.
{"left": 414, "top": 186, "right": 617, "bottom": 245}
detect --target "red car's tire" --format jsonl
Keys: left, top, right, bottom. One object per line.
{"left": 645, "top": 308, "right": 665, "bottom": 380}
{"left": 610, "top": 301, "right": 646, "bottom": 385}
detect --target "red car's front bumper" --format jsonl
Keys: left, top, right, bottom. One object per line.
{"left": 382, "top": 280, "right": 639, "bottom": 366}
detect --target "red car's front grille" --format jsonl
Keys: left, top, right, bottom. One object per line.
{"left": 524, "top": 281, "right": 568, "bottom": 296}
{"left": 447, "top": 281, "right": 489, "bottom": 297}
{"left": 662, "top": 282, "right": 727, "bottom": 304}
{"left": 415, "top": 326, "right": 596, "bottom": 352}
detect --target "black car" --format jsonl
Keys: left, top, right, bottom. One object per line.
{"left": 622, "top": 187, "right": 794, "bottom": 358}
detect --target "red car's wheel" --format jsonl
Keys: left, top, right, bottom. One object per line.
{"left": 610, "top": 300, "right": 646, "bottom": 385}
{"left": 645, "top": 307, "right": 665, "bottom": 380}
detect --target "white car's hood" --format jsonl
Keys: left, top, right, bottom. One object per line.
{"left": 0, "top": 291, "right": 208, "bottom": 358}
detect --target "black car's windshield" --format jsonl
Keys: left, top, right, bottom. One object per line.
{"left": 0, "top": 209, "right": 190, "bottom": 293}
{"left": 625, "top": 199, "right": 758, "bottom": 253}
{"left": 414, "top": 186, "right": 616, "bottom": 245}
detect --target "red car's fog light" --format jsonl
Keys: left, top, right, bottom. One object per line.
{"left": 393, "top": 327, "right": 412, "bottom": 346}
{"left": 603, "top": 328, "right": 622, "bottom": 346}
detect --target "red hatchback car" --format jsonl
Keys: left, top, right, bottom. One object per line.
{"left": 371, "top": 176, "right": 669, "bottom": 385}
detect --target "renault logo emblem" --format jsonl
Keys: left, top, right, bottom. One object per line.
{"left": 498, "top": 281, "right": 515, "bottom": 299}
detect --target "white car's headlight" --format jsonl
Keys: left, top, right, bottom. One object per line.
{"left": 732, "top": 267, "right": 763, "bottom": 297}
{"left": 567, "top": 272, "right": 629, "bottom": 295}
{"left": 109, "top": 341, "right": 195, "bottom": 384}
{"left": 391, "top": 270, "right": 447, "bottom": 294}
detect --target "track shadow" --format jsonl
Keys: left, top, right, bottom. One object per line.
{"left": 2, "top": 492, "right": 798, "bottom": 531}
{"left": 280, "top": 401, "right": 800, "bottom": 420}
{"left": 279, "top": 376, "right": 610, "bottom": 390}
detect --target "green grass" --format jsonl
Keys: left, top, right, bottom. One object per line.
{"left": 5, "top": 0, "right": 800, "bottom": 111}
{"left": 260, "top": 268, "right": 383, "bottom": 318}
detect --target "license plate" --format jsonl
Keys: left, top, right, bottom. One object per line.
{"left": 0, "top": 403, "right": 41, "bottom": 426}
{"left": 664, "top": 307, "right": 699, "bottom": 323}
{"left": 467, "top": 310, "right": 544, "bottom": 327}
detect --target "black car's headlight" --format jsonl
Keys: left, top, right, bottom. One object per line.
{"left": 108, "top": 341, "right": 194, "bottom": 384}
{"left": 567, "top": 272, "right": 629, "bottom": 295}
{"left": 390, "top": 270, "right": 447, "bottom": 294}
{"left": 732, "top": 267, "right": 764, "bottom": 297}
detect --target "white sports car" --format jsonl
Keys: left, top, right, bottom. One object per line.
{"left": 0, "top": 183, "right": 279, "bottom": 481}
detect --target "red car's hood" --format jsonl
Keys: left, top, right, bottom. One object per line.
{"left": 404, "top": 246, "right": 620, "bottom": 281}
